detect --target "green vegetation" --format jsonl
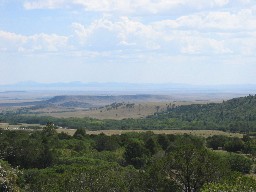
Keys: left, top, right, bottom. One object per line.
{"left": 201, "top": 174, "right": 256, "bottom": 192}
{"left": 0, "top": 160, "right": 20, "bottom": 192}
{"left": 153, "top": 94, "right": 256, "bottom": 132}
{"left": 1, "top": 123, "right": 256, "bottom": 191}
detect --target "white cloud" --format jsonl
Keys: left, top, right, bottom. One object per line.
{"left": 23, "top": 0, "right": 234, "bottom": 13}
{"left": 2, "top": 9, "right": 256, "bottom": 57}
{"left": 69, "top": 12, "right": 256, "bottom": 55}
{"left": 72, "top": 22, "right": 92, "bottom": 44}
{"left": 204, "top": 10, "right": 256, "bottom": 30}
{"left": 0, "top": 31, "right": 27, "bottom": 43}
{"left": 0, "top": 31, "right": 68, "bottom": 52}
{"left": 71, "top": 17, "right": 160, "bottom": 50}
{"left": 5, "top": 1, "right": 256, "bottom": 57}
{"left": 154, "top": 8, "right": 256, "bottom": 31}
{"left": 24, "top": 0, "right": 68, "bottom": 9}
{"left": 23, "top": 0, "right": 182, "bottom": 12}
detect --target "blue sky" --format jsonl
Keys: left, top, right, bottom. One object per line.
{"left": 0, "top": 0, "right": 256, "bottom": 85}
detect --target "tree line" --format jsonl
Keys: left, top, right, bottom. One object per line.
{"left": 151, "top": 94, "right": 256, "bottom": 132}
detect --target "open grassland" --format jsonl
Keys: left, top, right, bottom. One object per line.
{"left": 57, "top": 129, "right": 243, "bottom": 138}
{"left": 36, "top": 102, "right": 170, "bottom": 119}
{"left": 0, "top": 123, "right": 43, "bottom": 130}
{"left": 32, "top": 100, "right": 212, "bottom": 120}
{"left": 0, "top": 123, "right": 243, "bottom": 138}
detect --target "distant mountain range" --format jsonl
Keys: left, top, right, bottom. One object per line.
{"left": 0, "top": 81, "right": 256, "bottom": 94}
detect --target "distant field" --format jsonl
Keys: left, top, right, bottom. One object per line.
{"left": 31, "top": 101, "right": 212, "bottom": 120}
{"left": 0, "top": 123, "right": 243, "bottom": 138}
{"left": 57, "top": 129, "right": 243, "bottom": 138}
{"left": 0, "top": 99, "right": 40, "bottom": 104}
{"left": 0, "top": 123, "right": 43, "bottom": 130}
{"left": 35, "top": 102, "right": 169, "bottom": 119}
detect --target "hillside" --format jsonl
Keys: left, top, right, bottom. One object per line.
{"left": 46, "top": 95, "right": 174, "bottom": 106}
{"left": 150, "top": 94, "right": 256, "bottom": 132}
{"left": 0, "top": 94, "right": 174, "bottom": 108}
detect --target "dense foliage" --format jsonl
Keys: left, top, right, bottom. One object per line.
{"left": 151, "top": 94, "right": 256, "bottom": 132}
{"left": 201, "top": 174, "right": 256, "bottom": 192}
{"left": 1, "top": 125, "right": 256, "bottom": 192}
{"left": 0, "top": 160, "right": 20, "bottom": 192}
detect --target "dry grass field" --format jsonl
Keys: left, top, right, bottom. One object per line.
{"left": 56, "top": 128, "right": 243, "bottom": 138}
{"left": 0, "top": 123, "right": 43, "bottom": 130}
{"left": 33, "top": 100, "right": 212, "bottom": 120}
{"left": 36, "top": 102, "right": 170, "bottom": 119}
{"left": 0, "top": 123, "right": 243, "bottom": 138}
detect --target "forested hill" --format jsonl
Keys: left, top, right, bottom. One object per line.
{"left": 150, "top": 94, "right": 256, "bottom": 132}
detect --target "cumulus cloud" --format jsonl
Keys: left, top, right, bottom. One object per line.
{"left": 0, "top": 31, "right": 68, "bottom": 52}
{"left": 69, "top": 10, "right": 256, "bottom": 56}
{"left": 154, "top": 8, "right": 256, "bottom": 31}
{"left": 71, "top": 17, "right": 160, "bottom": 51}
{"left": 2, "top": 10, "right": 255, "bottom": 57}
{"left": 5, "top": 0, "right": 256, "bottom": 57}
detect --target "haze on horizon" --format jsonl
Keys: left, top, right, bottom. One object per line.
{"left": 0, "top": 0, "right": 256, "bottom": 86}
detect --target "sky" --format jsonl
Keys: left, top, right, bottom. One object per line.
{"left": 0, "top": 0, "right": 256, "bottom": 85}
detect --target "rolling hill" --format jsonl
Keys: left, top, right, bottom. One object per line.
{"left": 0, "top": 95, "right": 174, "bottom": 108}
